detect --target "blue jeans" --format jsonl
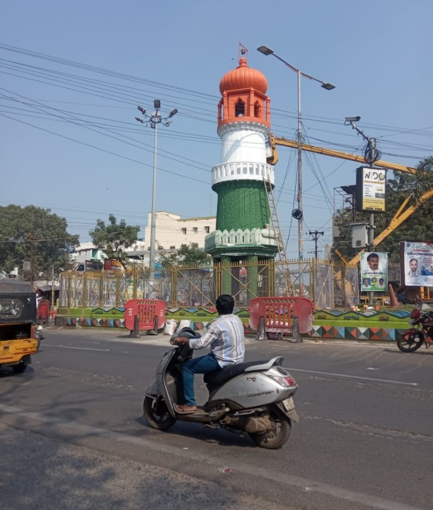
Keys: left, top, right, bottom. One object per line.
{"left": 182, "top": 353, "right": 221, "bottom": 406}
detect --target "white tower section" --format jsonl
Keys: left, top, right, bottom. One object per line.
{"left": 212, "top": 121, "right": 274, "bottom": 187}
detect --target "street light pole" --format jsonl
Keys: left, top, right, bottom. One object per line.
{"left": 150, "top": 121, "right": 158, "bottom": 280}
{"left": 297, "top": 69, "right": 303, "bottom": 272}
{"left": 257, "top": 46, "right": 335, "bottom": 295}
{"left": 135, "top": 101, "right": 178, "bottom": 279}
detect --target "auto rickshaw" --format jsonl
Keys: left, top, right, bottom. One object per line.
{"left": 0, "top": 279, "right": 40, "bottom": 374}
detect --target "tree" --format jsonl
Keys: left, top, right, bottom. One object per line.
{"left": 0, "top": 205, "right": 79, "bottom": 279}
{"left": 89, "top": 214, "right": 140, "bottom": 269}
{"left": 333, "top": 157, "right": 433, "bottom": 262}
{"left": 158, "top": 244, "right": 211, "bottom": 270}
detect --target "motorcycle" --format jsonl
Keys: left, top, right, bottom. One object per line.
{"left": 397, "top": 306, "right": 433, "bottom": 353}
{"left": 143, "top": 328, "right": 299, "bottom": 449}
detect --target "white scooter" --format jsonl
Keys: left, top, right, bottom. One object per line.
{"left": 143, "top": 328, "right": 299, "bottom": 449}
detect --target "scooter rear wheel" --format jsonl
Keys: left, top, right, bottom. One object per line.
{"left": 143, "top": 396, "right": 176, "bottom": 431}
{"left": 397, "top": 331, "right": 424, "bottom": 353}
{"left": 249, "top": 411, "right": 291, "bottom": 450}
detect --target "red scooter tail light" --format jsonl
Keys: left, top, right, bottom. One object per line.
{"left": 284, "top": 376, "right": 297, "bottom": 387}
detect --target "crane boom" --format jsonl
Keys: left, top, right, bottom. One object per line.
{"left": 268, "top": 134, "right": 417, "bottom": 174}
{"left": 268, "top": 133, "right": 433, "bottom": 267}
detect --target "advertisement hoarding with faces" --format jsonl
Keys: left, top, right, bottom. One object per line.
{"left": 400, "top": 241, "right": 433, "bottom": 287}
{"left": 360, "top": 252, "right": 388, "bottom": 292}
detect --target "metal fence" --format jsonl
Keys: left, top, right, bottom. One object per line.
{"left": 60, "top": 259, "right": 361, "bottom": 310}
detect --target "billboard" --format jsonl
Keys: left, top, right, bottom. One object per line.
{"left": 360, "top": 252, "right": 388, "bottom": 292}
{"left": 356, "top": 167, "right": 386, "bottom": 212}
{"left": 400, "top": 241, "right": 433, "bottom": 287}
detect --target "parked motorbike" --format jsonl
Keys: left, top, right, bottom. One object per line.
{"left": 143, "top": 328, "right": 299, "bottom": 449}
{"left": 397, "top": 306, "right": 433, "bottom": 353}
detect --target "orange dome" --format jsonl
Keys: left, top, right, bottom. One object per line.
{"left": 219, "top": 58, "right": 268, "bottom": 95}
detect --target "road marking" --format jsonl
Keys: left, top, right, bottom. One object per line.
{"left": 0, "top": 403, "right": 425, "bottom": 510}
{"left": 43, "top": 344, "right": 110, "bottom": 352}
{"left": 286, "top": 367, "right": 418, "bottom": 386}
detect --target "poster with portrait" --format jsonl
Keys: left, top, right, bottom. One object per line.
{"left": 401, "top": 241, "right": 433, "bottom": 287}
{"left": 360, "top": 252, "right": 388, "bottom": 292}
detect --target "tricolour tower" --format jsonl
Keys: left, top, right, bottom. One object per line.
{"left": 205, "top": 50, "right": 277, "bottom": 298}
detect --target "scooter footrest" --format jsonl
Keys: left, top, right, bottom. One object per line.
{"left": 202, "top": 423, "right": 218, "bottom": 429}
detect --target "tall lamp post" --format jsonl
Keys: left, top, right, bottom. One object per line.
{"left": 257, "top": 46, "right": 335, "bottom": 294}
{"left": 135, "top": 100, "right": 178, "bottom": 279}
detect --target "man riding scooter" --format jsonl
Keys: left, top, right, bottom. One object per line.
{"left": 173, "top": 294, "right": 245, "bottom": 414}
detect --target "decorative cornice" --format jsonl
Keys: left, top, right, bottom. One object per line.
{"left": 205, "top": 228, "right": 277, "bottom": 252}
{"left": 217, "top": 121, "right": 270, "bottom": 138}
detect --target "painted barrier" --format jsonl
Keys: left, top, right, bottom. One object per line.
{"left": 249, "top": 297, "right": 314, "bottom": 341}
{"left": 124, "top": 299, "right": 166, "bottom": 338}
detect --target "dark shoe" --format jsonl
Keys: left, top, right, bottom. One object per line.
{"left": 175, "top": 404, "right": 198, "bottom": 415}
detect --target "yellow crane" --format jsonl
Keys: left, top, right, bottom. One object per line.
{"left": 267, "top": 134, "right": 432, "bottom": 267}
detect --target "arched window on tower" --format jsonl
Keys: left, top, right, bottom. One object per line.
{"left": 254, "top": 101, "right": 261, "bottom": 118}
{"left": 235, "top": 99, "right": 245, "bottom": 117}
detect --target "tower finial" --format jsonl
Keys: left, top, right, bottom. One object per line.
{"left": 238, "top": 43, "right": 248, "bottom": 64}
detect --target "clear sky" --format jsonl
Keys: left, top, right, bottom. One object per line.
{"left": 1, "top": 0, "right": 432, "bottom": 257}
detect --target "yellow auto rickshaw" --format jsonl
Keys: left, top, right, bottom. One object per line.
{"left": 0, "top": 279, "right": 40, "bottom": 374}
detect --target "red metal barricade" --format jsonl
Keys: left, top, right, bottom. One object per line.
{"left": 249, "top": 297, "right": 314, "bottom": 340}
{"left": 124, "top": 299, "right": 166, "bottom": 337}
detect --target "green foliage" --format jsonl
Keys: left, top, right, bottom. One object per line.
{"left": 334, "top": 157, "right": 433, "bottom": 263}
{"left": 89, "top": 214, "right": 140, "bottom": 268}
{"left": 159, "top": 244, "right": 211, "bottom": 270}
{"left": 0, "top": 205, "right": 79, "bottom": 277}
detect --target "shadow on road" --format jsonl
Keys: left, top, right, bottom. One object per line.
{"left": 135, "top": 414, "right": 256, "bottom": 449}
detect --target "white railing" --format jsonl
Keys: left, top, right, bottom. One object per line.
{"left": 211, "top": 161, "right": 274, "bottom": 186}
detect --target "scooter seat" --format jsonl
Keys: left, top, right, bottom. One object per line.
{"left": 204, "top": 359, "right": 270, "bottom": 386}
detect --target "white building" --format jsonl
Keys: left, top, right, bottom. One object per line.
{"left": 70, "top": 212, "right": 216, "bottom": 268}
{"left": 69, "top": 242, "right": 106, "bottom": 264}
{"left": 143, "top": 211, "right": 216, "bottom": 251}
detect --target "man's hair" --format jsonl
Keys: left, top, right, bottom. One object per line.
{"left": 367, "top": 253, "right": 379, "bottom": 262}
{"left": 409, "top": 258, "right": 418, "bottom": 265}
{"left": 216, "top": 294, "right": 235, "bottom": 315}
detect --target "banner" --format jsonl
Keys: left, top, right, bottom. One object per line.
{"left": 360, "top": 252, "right": 388, "bottom": 292}
{"left": 356, "top": 167, "right": 386, "bottom": 212}
{"left": 401, "top": 242, "right": 433, "bottom": 287}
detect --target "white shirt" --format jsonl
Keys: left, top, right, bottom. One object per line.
{"left": 189, "top": 314, "right": 245, "bottom": 367}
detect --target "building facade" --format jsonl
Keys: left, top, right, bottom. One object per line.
{"left": 143, "top": 211, "right": 216, "bottom": 251}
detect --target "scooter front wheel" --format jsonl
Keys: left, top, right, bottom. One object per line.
{"left": 397, "top": 331, "right": 424, "bottom": 353}
{"left": 143, "top": 396, "right": 176, "bottom": 431}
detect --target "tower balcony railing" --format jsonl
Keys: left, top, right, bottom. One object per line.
{"left": 211, "top": 161, "right": 275, "bottom": 186}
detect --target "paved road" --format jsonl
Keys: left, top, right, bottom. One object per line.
{"left": 1, "top": 330, "right": 432, "bottom": 510}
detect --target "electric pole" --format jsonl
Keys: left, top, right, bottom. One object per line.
{"left": 25, "top": 233, "right": 37, "bottom": 287}
{"left": 308, "top": 230, "right": 324, "bottom": 259}
{"left": 51, "top": 265, "right": 55, "bottom": 310}
{"left": 345, "top": 117, "right": 381, "bottom": 305}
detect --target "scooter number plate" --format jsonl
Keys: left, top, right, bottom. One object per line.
{"left": 282, "top": 397, "right": 295, "bottom": 412}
